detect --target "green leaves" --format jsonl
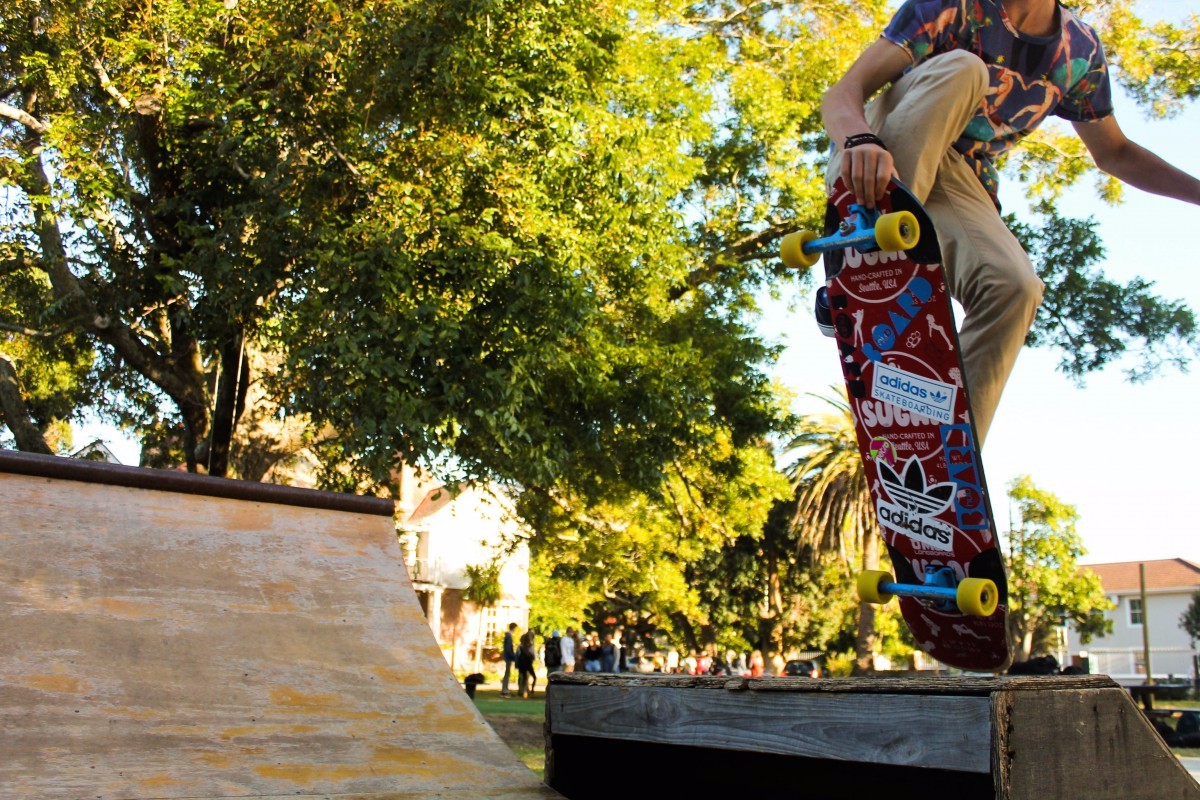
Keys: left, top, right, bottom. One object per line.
{"left": 1103, "top": 0, "right": 1200, "bottom": 118}
{"left": 1006, "top": 475, "right": 1114, "bottom": 657}
{"left": 1011, "top": 211, "right": 1198, "bottom": 382}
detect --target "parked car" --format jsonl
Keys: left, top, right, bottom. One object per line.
{"left": 782, "top": 659, "right": 822, "bottom": 678}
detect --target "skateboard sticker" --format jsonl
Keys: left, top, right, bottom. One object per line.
{"left": 876, "top": 457, "right": 956, "bottom": 553}
{"left": 869, "top": 435, "right": 897, "bottom": 467}
{"left": 870, "top": 362, "right": 958, "bottom": 424}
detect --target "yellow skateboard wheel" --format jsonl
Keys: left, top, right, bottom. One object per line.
{"left": 857, "top": 570, "right": 896, "bottom": 605}
{"left": 875, "top": 210, "right": 919, "bottom": 252}
{"left": 780, "top": 230, "right": 821, "bottom": 269}
{"left": 956, "top": 577, "right": 999, "bottom": 617}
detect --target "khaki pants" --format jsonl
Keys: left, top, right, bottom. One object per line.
{"left": 827, "top": 50, "right": 1044, "bottom": 446}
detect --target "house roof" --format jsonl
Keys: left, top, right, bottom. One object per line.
{"left": 1083, "top": 559, "right": 1200, "bottom": 593}
{"left": 406, "top": 486, "right": 455, "bottom": 523}
{"left": 70, "top": 440, "right": 121, "bottom": 464}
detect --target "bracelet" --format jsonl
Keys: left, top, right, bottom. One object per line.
{"left": 844, "top": 132, "right": 887, "bottom": 151}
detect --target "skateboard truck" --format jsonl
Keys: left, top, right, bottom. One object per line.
{"left": 780, "top": 204, "right": 920, "bottom": 270}
{"left": 857, "top": 567, "right": 999, "bottom": 617}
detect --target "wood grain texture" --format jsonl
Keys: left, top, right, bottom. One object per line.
{"left": 995, "top": 687, "right": 1200, "bottom": 800}
{"left": 0, "top": 449, "right": 395, "bottom": 516}
{"left": 548, "top": 672, "right": 1118, "bottom": 695}
{"left": 0, "top": 468, "right": 558, "bottom": 799}
{"left": 547, "top": 683, "right": 992, "bottom": 773}
{"left": 547, "top": 674, "right": 1199, "bottom": 799}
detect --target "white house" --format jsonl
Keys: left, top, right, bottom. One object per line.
{"left": 394, "top": 467, "right": 531, "bottom": 673}
{"left": 70, "top": 439, "right": 121, "bottom": 463}
{"left": 1065, "top": 559, "right": 1200, "bottom": 684}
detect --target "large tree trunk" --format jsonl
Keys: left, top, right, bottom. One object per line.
{"left": 852, "top": 532, "right": 881, "bottom": 675}
{"left": 670, "top": 612, "right": 701, "bottom": 656}
{"left": 0, "top": 353, "right": 53, "bottom": 454}
{"left": 762, "top": 540, "right": 785, "bottom": 673}
{"left": 207, "top": 331, "right": 246, "bottom": 478}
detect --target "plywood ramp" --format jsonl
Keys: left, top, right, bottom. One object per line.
{"left": 546, "top": 672, "right": 1200, "bottom": 800}
{"left": 0, "top": 450, "right": 558, "bottom": 800}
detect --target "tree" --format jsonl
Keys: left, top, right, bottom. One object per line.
{"left": 1011, "top": 211, "right": 1197, "bottom": 382}
{"left": 0, "top": 243, "right": 95, "bottom": 454}
{"left": 5, "top": 0, "right": 1196, "bottom": 492}
{"left": 522, "top": 433, "right": 791, "bottom": 653}
{"left": 463, "top": 560, "right": 503, "bottom": 672}
{"left": 0, "top": 0, "right": 795, "bottom": 498}
{"left": 1005, "top": 475, "right": 1114, "bottom": 662}
{"left": 1180, "top": 589, "right": 1200, "bottom": 646}
{"left": 781, "top": 390, "right": 882, "bottom": 674}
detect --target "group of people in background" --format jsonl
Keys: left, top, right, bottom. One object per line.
{"left": 500, "top": 622, "right": 540, "bottom": 699}
{"left": 499, "top": 622, "right": 778, "bottom": 697}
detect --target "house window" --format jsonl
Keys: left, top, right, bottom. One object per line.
{"left": 1129, "top": 598, "right": 1144, "bottom": 626}
{"left": 483, "top": 609, "right": 498, "bottom": 642}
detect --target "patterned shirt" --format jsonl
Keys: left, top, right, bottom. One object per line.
{"left": 883, "top": 0, "right": 1113, "bottom": 205}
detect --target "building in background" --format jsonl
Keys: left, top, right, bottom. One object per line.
{"left": 394, "top": 466, "right": 531, "bottom": 673}
{"left": 1065, "top": 559, "right": 1200, "bottom": 684}
{"left": 70, "top": 440, "right": 121, "bottom": 463}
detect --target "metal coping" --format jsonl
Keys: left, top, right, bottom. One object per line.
{"left": 0, "top": 449, "right": 395, "bottom": 517}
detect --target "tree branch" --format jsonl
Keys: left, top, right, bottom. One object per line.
{"left": 92, "top": 58, "right": 132, "bottom": 111}
{"left": 670, "top": 220, "right": 795, "bottom": 300}
{"left": 0, "top": 351, "right": 54, "bottom": 454}
{"left": 0, "top": 101, "right": 49, "bottom": 134}
{"left": 0, "top": 320, "right": 55, "bottom": 338}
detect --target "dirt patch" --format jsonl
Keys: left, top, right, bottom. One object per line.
{"left": 485, "top": 714, "right": 546, "bottom": 751}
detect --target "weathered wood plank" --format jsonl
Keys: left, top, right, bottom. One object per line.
{"left": 547, "top": 683, "right": 992, "bottom": 773}
{"left": 548, "top": 672, "right": 1118, "bottom": 695}
{"left": 995, "top": 687, "right": 1200, "bottom": 800}
{"left": 0, "top": 448, "right": 394, "bottom": 516}
{"left": 0, "top": 468, "right": 557, "bottom": 799}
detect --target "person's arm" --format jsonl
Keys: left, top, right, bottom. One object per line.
{"left": 1073, "top": 115, "right": 1200, "bottom": 205}
{"left": 821, "top": 38, "right": 913, "bottom": 208}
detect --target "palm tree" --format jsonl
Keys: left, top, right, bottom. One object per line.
{"left": 782, "top": 389, "right": 881, "bottom": 674}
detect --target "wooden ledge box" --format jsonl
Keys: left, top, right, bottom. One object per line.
{"left": 545, "top": 672, "right": 1199, "bottom": 800}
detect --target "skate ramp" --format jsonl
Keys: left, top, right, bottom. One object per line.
{"left": 0, "top": 450, "right": 557, "bottom": 799}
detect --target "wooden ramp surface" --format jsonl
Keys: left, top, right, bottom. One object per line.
{"left": 0, "top": 450, "right": 557, "bottom": 799}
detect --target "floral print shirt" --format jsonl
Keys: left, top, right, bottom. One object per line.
{"left": 883, "top": 0, "right": 1113, "bottom": 206}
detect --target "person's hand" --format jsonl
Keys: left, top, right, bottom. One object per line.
{"left": 839, "top": 141, "right": 896, "bottom": 210}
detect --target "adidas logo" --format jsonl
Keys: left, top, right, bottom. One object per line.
{"left": 876, "top": 457, "right": 955, "bottom": 551}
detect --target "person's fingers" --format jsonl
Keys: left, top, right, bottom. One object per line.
{"left": 873, "top": 150, "right": 895, "bottom": 205}
{"left": 850, "top": 148, "right": 877, "bottom": 210}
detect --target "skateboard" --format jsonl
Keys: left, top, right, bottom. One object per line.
{"left": 780, "top": 176, "right": 1009, "bottom": 672}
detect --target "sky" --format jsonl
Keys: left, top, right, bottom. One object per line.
{"left": 761, "top": 85, "right": 1200, "bottom": 567}
{"left": 74, "top": 44, "right": 1200, "bottom": 569}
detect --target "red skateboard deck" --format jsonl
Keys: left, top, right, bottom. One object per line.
{"left": 810, "top": 177, "right": 1009, "bottom": 672}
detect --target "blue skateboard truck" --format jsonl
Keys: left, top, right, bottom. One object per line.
{"left": 858, "top": 566, "right": 999, "bottom": 617}
{"left": 780, "top": 204, "right": 920, "bottom": 270}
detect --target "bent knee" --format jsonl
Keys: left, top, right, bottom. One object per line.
{"left": 926, "top": 50, "right": 988, "bottom": 96}
{"left": 990, "top": 262, "right": 1044, "bottom": 322}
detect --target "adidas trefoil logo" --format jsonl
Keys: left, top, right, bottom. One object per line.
{"left": 876, "top": 456, "right": 956, "bottom": 551}
{"left": 879, "top": 457, "right": 955, "bottom": 515}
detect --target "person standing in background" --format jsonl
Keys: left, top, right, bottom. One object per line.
{"left": 501, "top": 622, "right": 518, "bottom": 698}
{"left": 560, "top": 626, "right": 577, "bottom": 673}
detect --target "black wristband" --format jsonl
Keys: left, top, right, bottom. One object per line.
{"left": 844, "top": 132, "right": 887, "bottom": 151}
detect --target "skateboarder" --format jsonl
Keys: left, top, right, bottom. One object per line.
{"left": 821, "top": 0, "right": 1200, "bottom": 446}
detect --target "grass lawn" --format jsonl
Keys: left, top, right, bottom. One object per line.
{"left": 473, "top": 687, "right": 547, "bottom": 779}
{"left": 472, "top": 687, "right": 547, "bottom": 717}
